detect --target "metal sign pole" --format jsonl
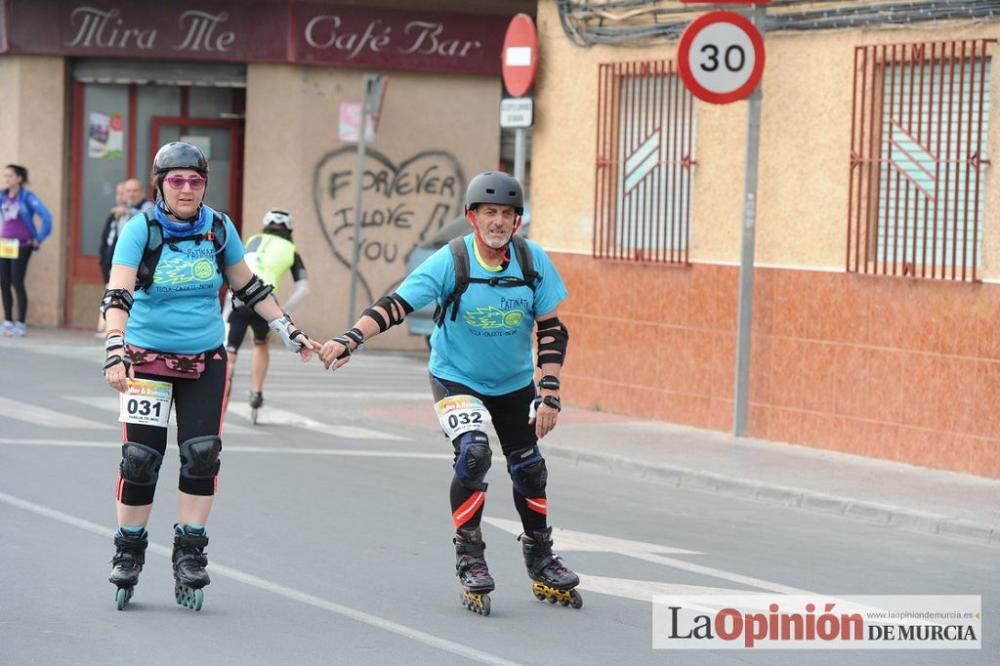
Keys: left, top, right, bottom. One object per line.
{"left": 513, "top": 127, "right": 526, "bottom": 184}
{"left": 347, "top": 79, "right": 373, "bottom": 328}
{"left": 732, "top": 4, "right": 765, "bottom": 436}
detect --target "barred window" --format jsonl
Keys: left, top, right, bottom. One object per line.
{"left": 848, "top": 40, "right": 994, "bottom": 280}
{"left": 594, "top": 60, "right": 696, "bottom": 263}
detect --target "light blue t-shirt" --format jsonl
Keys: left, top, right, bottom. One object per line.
{"left": 112, "top": 205, "right": 245, "bottom": 354}
{"left": 396, "top": 234, "right": 567, "bottom": 396}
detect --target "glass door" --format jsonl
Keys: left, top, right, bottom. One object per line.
{"left": 151, "top": 117, "right": 244, "bottom": 227}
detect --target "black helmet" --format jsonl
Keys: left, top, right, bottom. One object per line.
{"left": 151, "top": 141, "right": 209, "bottom": 181}
{"left": 465, "top": 171, "right": 524, "bottom": 215}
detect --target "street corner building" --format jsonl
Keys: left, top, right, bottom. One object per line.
{"left": 0, "top": 0, "right": 534, "bottom": 348}
{"left": 527, "top": 1, "right": 1000, "bottom": 477}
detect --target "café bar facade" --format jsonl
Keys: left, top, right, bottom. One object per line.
{"left": 0, "top": 0, "right": 532, "bottom": 346}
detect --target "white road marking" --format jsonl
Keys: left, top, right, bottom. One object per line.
{"left": 576, "top": 574, "right": 747, "bottom": 603}
{"left": 0, "top": 396, "right": 112, "bottom": 430}
{"left": 484, "top": 517, "right": 809, "bottom": 595}
{"left": 232, "top": 390, "right": 430, "bottom": 401}
{"left": 0, "top": 438, "right": 448, "bottom": 459}
{"left": 226, "top": 446, "right": 448, "bottom": 459}
{"left": 227, "top": 403, "right": 409, "bottom": 440}
{"left": 0, "top": 491, "right": 520, "bottom": 666}
{"left": 62, "top": 395, "right": 259, "bottom": 435}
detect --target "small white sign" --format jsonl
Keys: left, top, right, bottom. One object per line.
{"left": 505, "top": 46, "right": 532, "bottom": 67}
{"left": 500, "top": 97, "right": 533, "bottom": 129}
{"left": 338, "top": 102, "right": 376, "bottom": 143}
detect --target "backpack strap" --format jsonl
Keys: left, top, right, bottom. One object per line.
{"left": 210, "top": 211, "right": 229, "bottom": 286}
{"left": 134, "top": 209, "right": 230, "bottom": 292}
{"left": 134, "top": 210, "right": 163, "bottom": 292}
{"left": 510, "top": 234, "right": 540, "bottom": 290}
{"left": 433, "top": 235, "right": 543, "bottom": 327}
{"left": 433, "top": 236, "right": 471, "bottom": 326}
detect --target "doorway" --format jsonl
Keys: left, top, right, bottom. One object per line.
{"left": 67, "top": 75, "right": 245, "bottom": 327}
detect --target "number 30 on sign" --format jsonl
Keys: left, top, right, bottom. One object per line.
{"left": 678, "top": 11, "right": 765, "bottom": 104}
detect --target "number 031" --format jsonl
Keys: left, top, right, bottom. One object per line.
{"left": 126, "top": 398, "right": 162, "bottom": 418}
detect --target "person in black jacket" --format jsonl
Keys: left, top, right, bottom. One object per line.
{"left": 98, "top": 182, "right": 127, "bottom": 286}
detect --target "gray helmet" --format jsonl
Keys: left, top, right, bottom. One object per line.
{"left": 151, "top": 141, "right": 209, "bottom": 181}
{"left": 464, "top": 171, "right": 524, "bottom": 215}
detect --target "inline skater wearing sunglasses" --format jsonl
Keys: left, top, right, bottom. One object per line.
{"left": 100, "top": 141, "right": 320, "bottom": 611}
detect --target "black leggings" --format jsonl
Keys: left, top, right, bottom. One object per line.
{"left": 0, "top": 245, "right": 32, "bottom": 323}
{"left": 431, "top": 376, "right": 548, "bottom": 533}
{"left": 117, "top": 348, "right": 228, "bottom": 506}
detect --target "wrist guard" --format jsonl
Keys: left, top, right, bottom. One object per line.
{"left": 268, "top": 314, "right": 306, "bottom": 352}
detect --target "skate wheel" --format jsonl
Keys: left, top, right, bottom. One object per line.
{"left": 175, "top": 584, "right": 204, "bottom": 611}
{"left": 547, "top": 595, "right": 558, "bottom": 604}
{"left": 115, "top": 587, "right": 131, "bottom": 611}
{"left": 460, "top": 590, "right": 491, "bottom": 617}
{"left": 569, "top": 589, "right": 583, "bottom": 609}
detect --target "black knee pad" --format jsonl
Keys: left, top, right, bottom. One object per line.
{"left": 507, "top": 446, "right": 547, "bottom": 496}
{"left": 120, "top": 442, "right": 163, "bottom": 486}
{"left": 179, "top": 436, "right": 222, "bottom": 480}
{"left": 453, "top": 431, "right": 492, "bottom": 491}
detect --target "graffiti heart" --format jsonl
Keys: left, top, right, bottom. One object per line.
{"left": 312, "top": 146, "right": 466, "bottom": 304}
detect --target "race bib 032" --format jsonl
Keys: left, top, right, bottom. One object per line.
{"left": 434, "top": 395, "right": 492, "bottom": 440}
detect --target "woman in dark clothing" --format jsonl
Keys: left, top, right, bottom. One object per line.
{"left": 1, "top": 164, "right": 52, "bottom": 337}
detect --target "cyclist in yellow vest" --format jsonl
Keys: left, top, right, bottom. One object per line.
{"left": 224, "top": 209, "right": 309, "bottom": 420}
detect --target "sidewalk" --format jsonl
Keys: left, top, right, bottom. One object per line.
{"left": 545, "top": 407, "right": 1000, "bottom": 547}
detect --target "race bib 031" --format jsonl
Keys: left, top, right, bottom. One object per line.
{"left": 119, "top": 378, "right": 173, "bottom": 428}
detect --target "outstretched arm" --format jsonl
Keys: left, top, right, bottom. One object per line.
{"left": 319, "top": 293, "right": 413, "bottom": 370}
{"left": 225, "top": 260, "right": 320, "bottom": 359}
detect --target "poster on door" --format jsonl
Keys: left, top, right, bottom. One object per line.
{"left": 88, "top": 112, "right": 124, "bottom": 159}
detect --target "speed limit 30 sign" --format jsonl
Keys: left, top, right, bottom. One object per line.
{"left": 678, "top": 11, "right": 765, "bottom": 104}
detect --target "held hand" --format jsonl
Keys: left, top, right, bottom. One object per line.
{"left": 319, "top": 339, "right": 352, "bottom": 371}
{"left": 294, "top": 331, "right": 322, "bottom": 362}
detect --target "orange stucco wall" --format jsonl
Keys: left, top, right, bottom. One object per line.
{"left": 554, "top": 253, "right": 1000, "bottom": 478}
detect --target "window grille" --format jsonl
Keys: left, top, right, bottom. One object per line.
{"left": 594, "top": 60, "right": 696, "bottom": 263}
{"left": 847, "top": 40, "right": 994, "bottom": 280}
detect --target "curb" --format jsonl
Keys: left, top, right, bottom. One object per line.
{"left": 543, "top": 444, "right": 999, "bottom": 548}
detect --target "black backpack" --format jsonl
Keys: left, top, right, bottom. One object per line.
{"left": 134, "top": 209, "right": 229, "bottom": 292}
{"left": 433, "top": 234, "right": 540, "bottom": 326}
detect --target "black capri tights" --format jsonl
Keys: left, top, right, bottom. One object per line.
{"left": 116, "top": 349, "right": 227, "bottom": 505}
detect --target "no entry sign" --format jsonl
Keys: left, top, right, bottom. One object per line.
{"left": 678, "top": 11, "right": 765, "bottom": 104}
{"left": 502, "top": 14, "right": 538, "bottom": 98}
